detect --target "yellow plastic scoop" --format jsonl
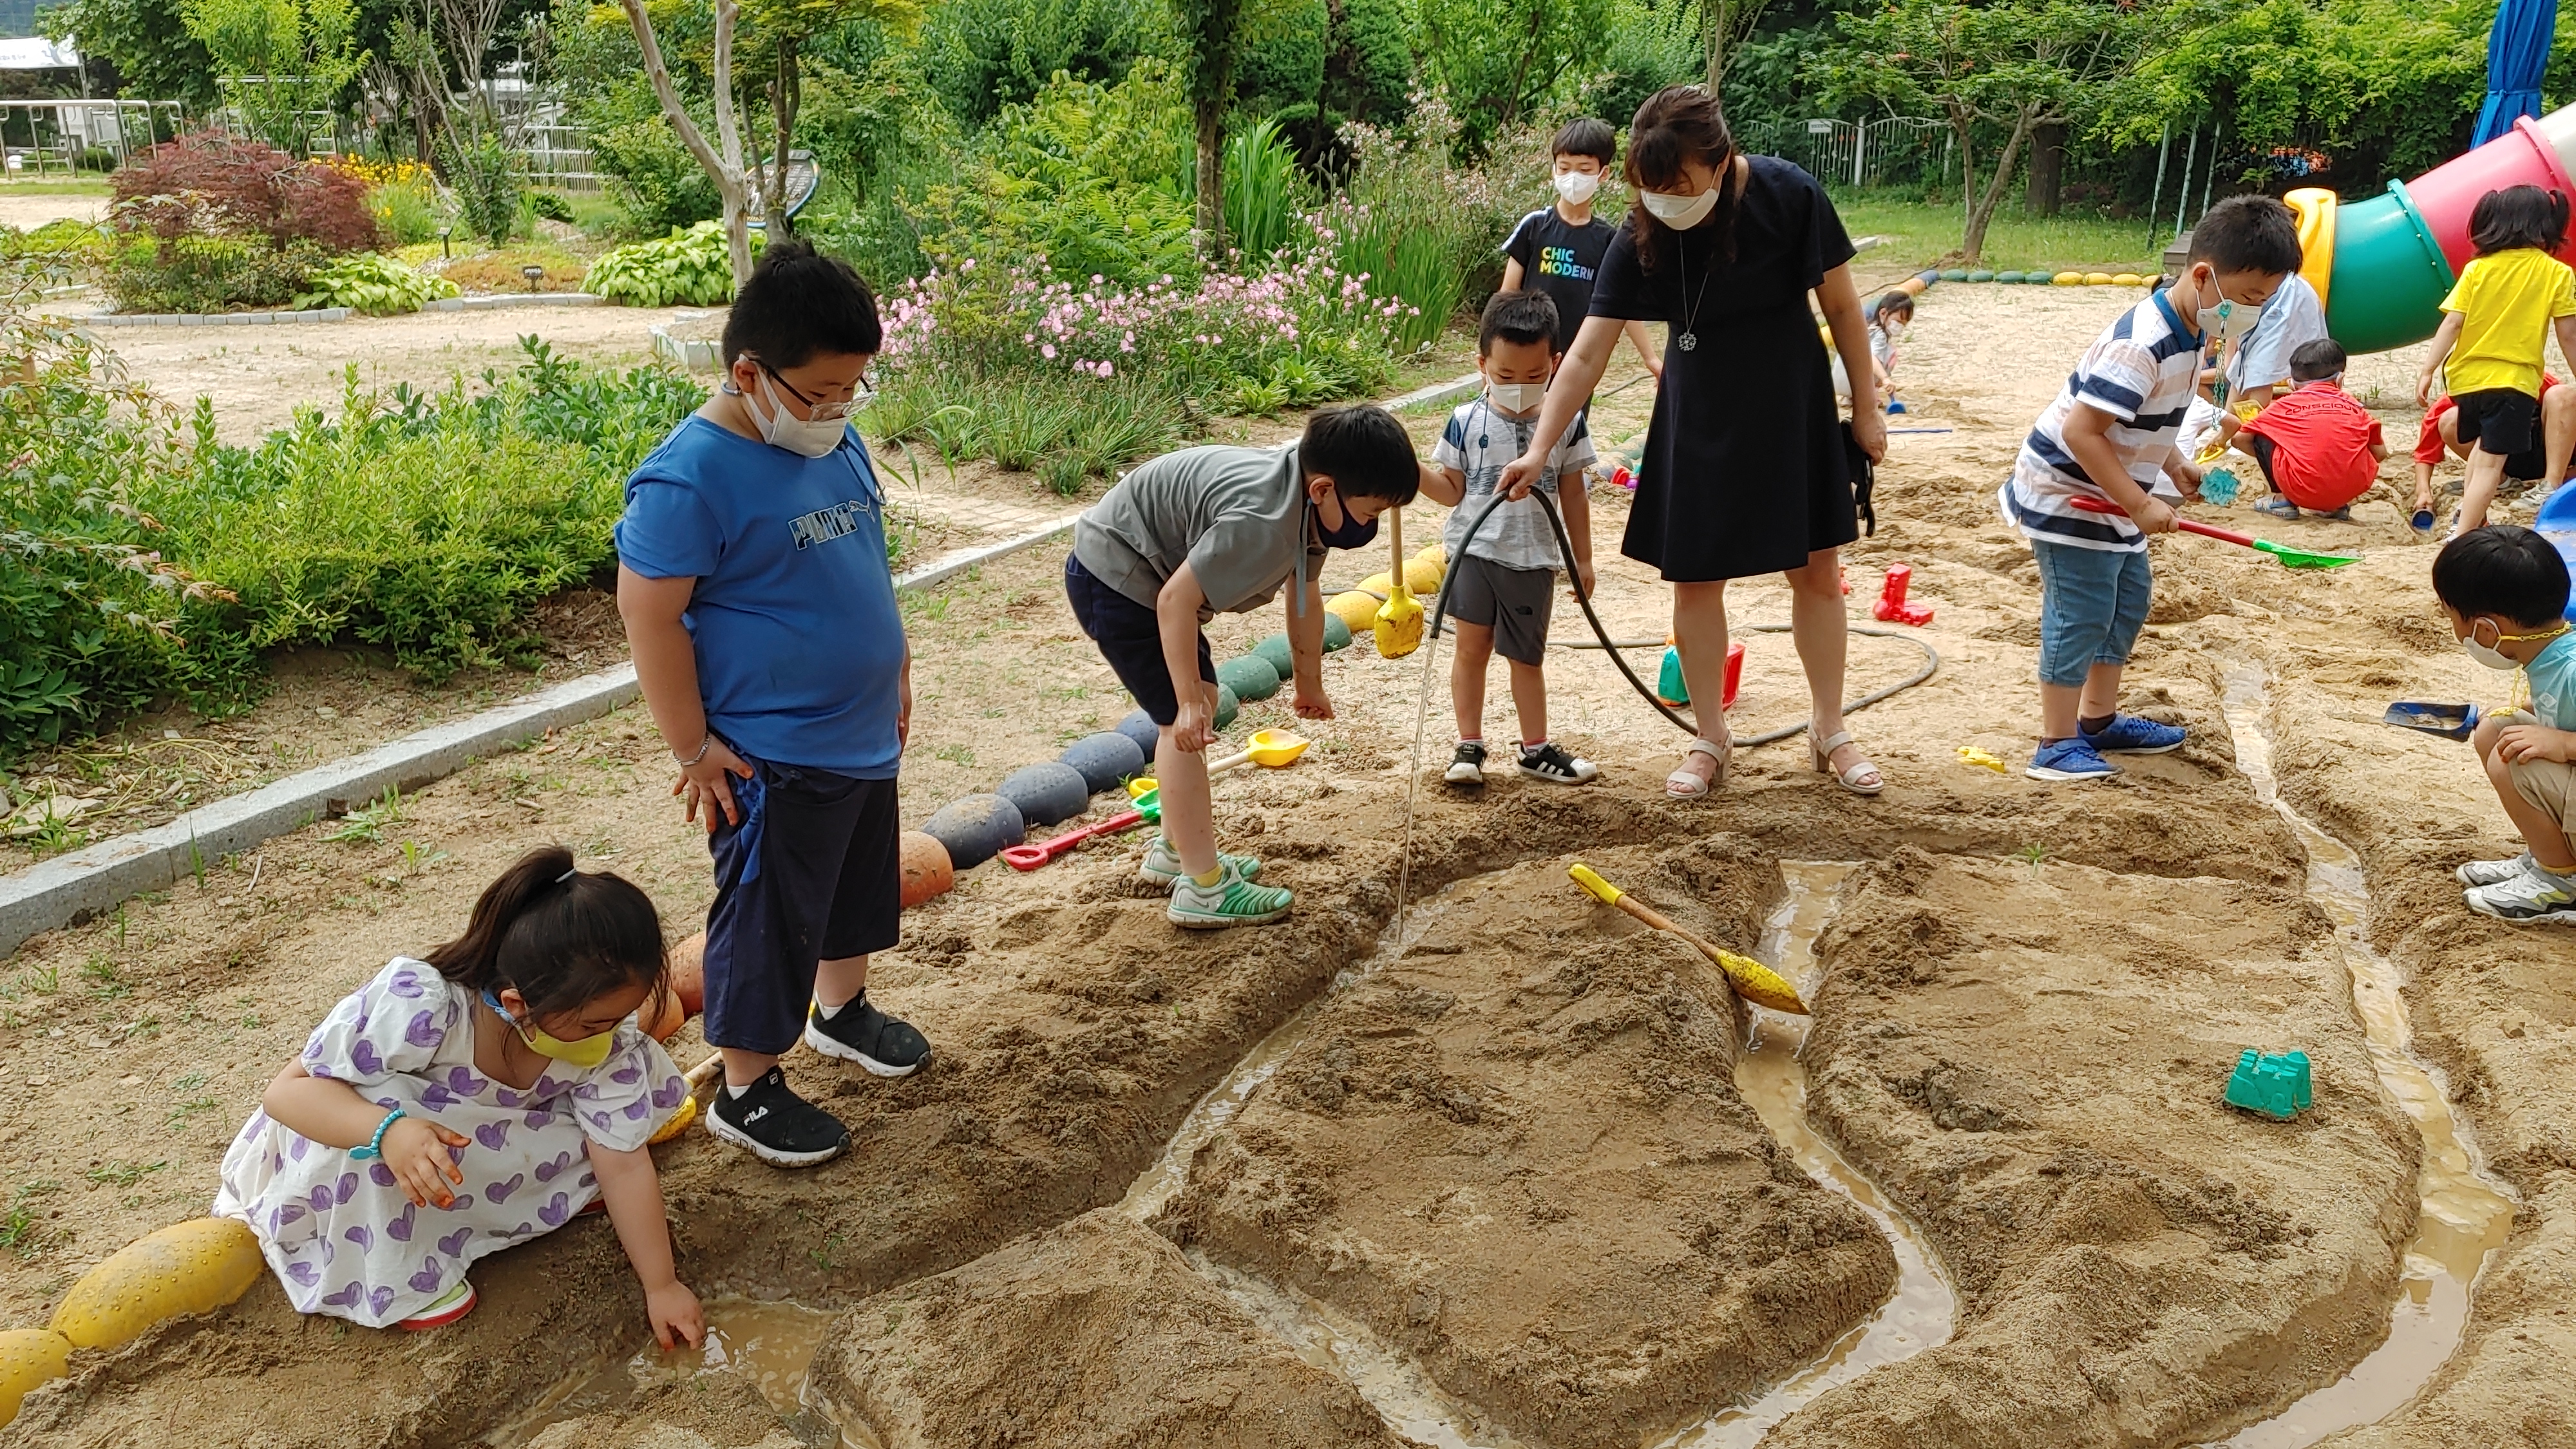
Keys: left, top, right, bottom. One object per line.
{"left": 1569, "top": 861, "right": 1809, "bottom": 1014}
{"left": 1125, "top": 729, "right": 1312, "bottom": 798}
{"left": 1374, "top": 506, "right": 1424, "bottom": 659}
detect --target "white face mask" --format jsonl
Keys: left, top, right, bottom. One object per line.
{"left": 1640, "top": 187, "right": 1719, "bottom": 229}
{"left": 1553, "top": 170, "right": 1601, "bottom": 204}
{"left": 2188, "top": 271, "right": 2251, "bottom": 343}
{"left": 743, "top": 370, "right": 853, "bottom": 458}
{"left": 1488, "top": 381, "right": 1546, "bottom": 413}
{"left": 2462, "top": 618, "right": 2564, "bottom": 670}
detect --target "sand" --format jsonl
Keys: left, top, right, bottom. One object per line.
{"left": 3, "top": 275, "right": 2574, "bottom": 1448}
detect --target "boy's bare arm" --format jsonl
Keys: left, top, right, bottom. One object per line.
{"left": 2496, "top": 721, "right": 2576, "bottom": 764}
{"left": 616, "top": 564, "right": 752, "bottom": 829}
{"left": 1157, "top": 564, "right": 1217, "bottom": 753}
{"left": 2554, "top": 314, "right": 2576, "bottom": 377}
{"left": 2061, "top": 403, "right": 2175, "bottom": 531}
{"left": 1419, "top": 465, "right": 1466, "bottom": 507}
{"left": 1501, "top": 257, "right": 1526, "bottom": 292}
{"left": 1285, "top": 578, "right": 1331, "bottom": 720}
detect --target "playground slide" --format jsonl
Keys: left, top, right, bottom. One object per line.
{"left": 2307, "top": 103, "right": 2576, "bottom": 354}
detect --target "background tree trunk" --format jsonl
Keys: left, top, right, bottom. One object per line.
{"left": 764, "top": 37, "right": 800, "bottom": 238}
{"left": 1962, "top": 115, "right": 2036, "bottom": 263}
{"left": 2027, "top": 120, "right": 2065, "bottom": 216}
{"left": 1195, "top": 104, "right": 1225, "bottom": 253}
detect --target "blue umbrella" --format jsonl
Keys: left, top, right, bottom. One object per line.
{"left": 2474, "top": 0, "right": 2558, "bottom": 147}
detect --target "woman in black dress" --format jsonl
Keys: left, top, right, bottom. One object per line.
{"left": 1500, "top": 85, "right": 1887, "bottom": 797}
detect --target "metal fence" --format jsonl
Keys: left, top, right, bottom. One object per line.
{"left": 1738, "top": 115, "right": 1955, "bottom": 191}
{"left": 523, "top": 124, "right": 600, "bottom": 190}
{"left": 0, "top": 99, "right": 187, "bottom": 176}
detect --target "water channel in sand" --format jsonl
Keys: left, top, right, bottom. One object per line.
{"left": 2207, "top": 666, "right": 2517, "bottom": 1448}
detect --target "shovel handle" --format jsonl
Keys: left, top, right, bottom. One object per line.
{"left": 999, "top": 808, "right": 1146, "bottom": 870}
{"left": 2067, "top": 495, "right": 2258, "bottom": 547}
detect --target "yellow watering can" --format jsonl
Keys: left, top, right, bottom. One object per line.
{"left": 1374, "top": 505, "right": 1424, "bottom": 658}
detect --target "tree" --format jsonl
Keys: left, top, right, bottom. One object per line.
{"left": 1415, "top": 0, "right": 1615, "bottom": 149}
{"left": 44, "top": 0, "right": 220, "bottom": 112}
{"left": 1812, "top": 0, "right": 2170, "bottom": 263}
{"left": 616, "top": 0, "right": 915, "bottom": 287}
{"left": 1698, "top": 0, "right": 1768, "bottom": 95}
{"left": 180, "top": 0, "right": 370, "bottom": 154}
{"left": 1177, "top": 0, "right": 1248, "bottom": 252}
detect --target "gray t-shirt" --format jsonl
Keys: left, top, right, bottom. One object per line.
{"left": 1074, "top": 443, "right": 1326, "bottom": 620}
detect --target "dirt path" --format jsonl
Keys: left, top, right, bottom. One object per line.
{"left": 5, "top": 280, "right": 2573, "bottom": 1449}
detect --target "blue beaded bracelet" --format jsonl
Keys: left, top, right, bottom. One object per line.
{"left": 348, "top": 1108, "right": 405, "bottom": 1161}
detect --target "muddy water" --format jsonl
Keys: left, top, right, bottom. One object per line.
{"left": 2211, "top": 668, "right": 2517, "bottom": 1448}
{"left": 500, "top": 1299, "right": 844, "bottom": 1444}
{"left": 1129, "top": 863, "right": 1955, "bottom": 1449}
{"left": 1654, "top": 864, "right": 1956, "bottom": 1448}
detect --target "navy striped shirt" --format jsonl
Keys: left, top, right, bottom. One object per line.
{"left": 1999, "top": 288, "right": 2204, "bottom": 552}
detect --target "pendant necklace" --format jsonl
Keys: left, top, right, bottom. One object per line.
{"left": 1675, "top": 232, "right": 1712, "bottom": 352}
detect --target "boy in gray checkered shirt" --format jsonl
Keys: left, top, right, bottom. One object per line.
{"left": 1421, "top": 290, "right": 1600, "bottom": 786}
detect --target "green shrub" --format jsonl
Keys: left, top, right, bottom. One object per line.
{"left": 1223, "top": 118, "right": 1302, "bottom": 261}
{"left": 527, "top": 190, "right": 576, "bottom": 225}
{"left": 366, "top": 175, "right": 447, "bottom": 246}
{"left": 0, "top": 289, "right": 234, "bottom": 755}
{"left": 0, "top": 220, "right": 110, "bottom": 269}
{"left": 104, "top": 235, "right": 326, "bottom": 314}
{"left": 443, "top": 132, "right": 527, "bottom": 245}
{"left": 590, "top": 112, "right": 725, "bottom": 238}
{"left": 584, "top": 222, "right": 744, "bottom": 306}
{"left": 916, "top": 0, "right": 1158, "bottom": 124}
{"left": 292, "top": 252, "right": 461, "bottom": 314}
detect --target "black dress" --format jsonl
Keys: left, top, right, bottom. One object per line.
{"left": 1587, "top": 155, "right": 1859, "bottom": 582}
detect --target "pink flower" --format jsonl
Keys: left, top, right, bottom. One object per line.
{"left": 1098, "top": 360, "right": 1114, "bottom": 378}
{"left": 961, "top": 258, "right": 976, "bottom": 270}
{"left": 1041, "top": 343, "right": 1057, "bottom": 359}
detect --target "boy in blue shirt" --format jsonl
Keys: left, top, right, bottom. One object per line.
{"left": 2441, "top": 525, "right": 2576, "bottom": 923}
{"left": 615, "top": 240, "right": 924, "bottom": 1168}
{"left": 2000, "top": 196, "right": 2300, "bottom": 781}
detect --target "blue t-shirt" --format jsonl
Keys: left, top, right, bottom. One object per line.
{"left": 614, "top": 415, "right": 906, "bottom": 777}
{"left": 2525, "top": 628, "right": 2576, "bottom": 731}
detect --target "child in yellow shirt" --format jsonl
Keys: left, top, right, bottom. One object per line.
{"left": 2418, "top": 185, "right": 2576, "bottom": 536}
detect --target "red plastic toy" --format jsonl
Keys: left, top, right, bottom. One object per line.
{"left": 1609, "top": 465, "right": 1638, "bottom": 491}
{"left": 1872, "top": 564, "right": 1934, "bottom": 626}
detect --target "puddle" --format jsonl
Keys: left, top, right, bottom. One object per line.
{"left": 1132, "top": 861, "right": 1952, "bottom": 1449}
{"left": 2210, "top": 667, "right": 2517, "bottom": 1448}
{"left": 498, "top": 1299, "right": 848, "bottom": 1446}
{"left": 1653, "top": 862, "right": 1956, "bottom": 1447}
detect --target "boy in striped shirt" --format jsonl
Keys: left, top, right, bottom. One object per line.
{"left": 2000, "top": 196, "right": 2302, "bottom": 781}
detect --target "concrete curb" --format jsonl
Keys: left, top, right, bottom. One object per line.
{"left": 422, "top": 293, "right": 605, "bottom": 312}
{"left": 80, "top": 307, "right": 352, "bottom": 327}
{"left": 0, "top": 520, "right": 1081, "bottom": 960}
{"left": 1385, "top": 370, "right": 1483, "bottom": 413}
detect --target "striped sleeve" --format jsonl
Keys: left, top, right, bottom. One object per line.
{"left": 1434, "top": 408, "right": 1470, "bottom": 471}
{"left": 2070, "top": 339, "right": 2155, "bottom": 422}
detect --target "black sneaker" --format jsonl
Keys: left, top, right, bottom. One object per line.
{"left": 705, "top": 1066, "right": 849, "bottom": 1168}
{"left": 804, "top": 992, "right": 932, "bottom": 1078}
{"left": 1518, "top": 741, "right": 1600, "bottom": 784}
{"left": 1443, "top": 741, "right": 1488, "bottom": 786}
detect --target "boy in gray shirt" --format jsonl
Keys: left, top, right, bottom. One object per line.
{"left": 1066, "top": 404, "right": 1427, "bottom": 927}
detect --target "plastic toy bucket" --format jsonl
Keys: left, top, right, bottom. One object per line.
{"left": 2325, "top": 181, "right": 2456, "bottom": 355}
{"left": 2536, "top": 481, "right": 2576, "bottom": 624}
{"left": 2401, "top": 114, "right": 2576, "bottom": 274}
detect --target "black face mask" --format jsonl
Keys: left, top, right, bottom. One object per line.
{"left": 1312, "top": 489, "right": 1379, "bottom": 549}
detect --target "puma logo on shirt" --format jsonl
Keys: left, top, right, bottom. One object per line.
{"left": 788, "top": 498, "right": 876, "bottom": 550}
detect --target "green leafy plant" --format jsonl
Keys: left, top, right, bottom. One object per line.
{"left": 1222, "top": 117, "right": 1300, "bottom": 261}
{"left": 323, "top": 784, "right": 403, "bottom": 844}
{"left": 442, "top": 131, "right": 527, "bottom": 246}
{"left": 293, "top": 252, "right": 460, "bottom": 314}
{"left": 584, "top": 221, "right": 743, "bottom": 306}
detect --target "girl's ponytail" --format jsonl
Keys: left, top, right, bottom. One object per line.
{"left": 2468, "top": 184, "right": 2570, "bottom": 258}
{"left": 1623, "top": 85, "right": 1741, "bottom": 274}
{"left": 425, "top": 845, "right": 666, "bottom": 1018}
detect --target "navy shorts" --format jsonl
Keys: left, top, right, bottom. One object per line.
{"left": 701, "top": 749, "right": 901, "bottom": 1056}
{"left": 1065, "top": 554, "right": 1217, "bottom": 727}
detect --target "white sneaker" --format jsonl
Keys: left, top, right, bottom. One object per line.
{"left": 2457, "top": 853, "right": 2537, "bottom": 887}
{"left": 2465, "top": 867, "right": 2576, "bottom": 923}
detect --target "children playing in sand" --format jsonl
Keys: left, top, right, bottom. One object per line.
{"left": 617, "top": 239, "right": 929, "bottom": 1170}
{"left": 2215, "top": 339, "right": 2389, "bottom": 520}
{"left": 1068, "top": 405, "right": 1430, "bottom": 927}
{"left": 2439, "top": 526, "right": 2576, "bottom": 923}
{"left": 1501, "top": 118, "right": 1663, "bottom": 386}
{"left": 216, "top": 846, "right": 700, "bottom": 1341}
{"left": 2417, "top": 185, "right": 2576, "bottom": 537}
{"left": 2003, "top": 194, "right": 2301, "bottom": 782}
{"left": 1422, "top": 291, "right": 1600, "bottom": 787}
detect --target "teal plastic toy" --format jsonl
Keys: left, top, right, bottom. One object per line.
{"left": 1658, "top": 646, "right": 1689, "bottom": 706}
{"left": 2199, "top": 466, "right": 2242, "bottom": 507}
{"left": 2224, "top": 1049, "right": 2312, "bottom": 1121}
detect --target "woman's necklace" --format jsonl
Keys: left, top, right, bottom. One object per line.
{"left": 1674, "top": 223, "right": 1714, "bottom": 352}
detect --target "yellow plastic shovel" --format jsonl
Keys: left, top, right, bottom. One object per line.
{"left": 1568, "top": 862, "right": 1810, "bottom": 1014}
{"left": 1126, "top": 728, "right": 1312, "bottom": 799}
{"left": 1374, "top": 506, "right": 1425, "bottom": 658}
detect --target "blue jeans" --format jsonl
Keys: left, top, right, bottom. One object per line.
{"left": 2032, "top": 540, "right": 2152, "bottom": 688}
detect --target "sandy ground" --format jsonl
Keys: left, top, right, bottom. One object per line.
{"left": 0, "top": 193, "right": 105, "bottom": 231}
{"left": 4, "top": 278, "right": 2575, "bottom": 1448}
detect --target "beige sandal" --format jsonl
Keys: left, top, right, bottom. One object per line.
{"left": 1666, "top": 736, "right": 1730, "bottom": 799}
{"left": 1812, "top": 730, "right": 1884, "bottom": 795}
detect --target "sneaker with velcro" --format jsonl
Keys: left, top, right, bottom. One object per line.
{"left": 705, "top": 1066, "right": 849, "bottom": 1168}
{"left": 805, "top": 993, "right": 932, "bottom": 1078}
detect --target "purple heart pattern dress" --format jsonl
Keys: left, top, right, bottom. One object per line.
{"left": 211, "top": 956, "right": 690, "bottom": 1330}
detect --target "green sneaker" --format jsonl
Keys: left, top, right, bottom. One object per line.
{"left": 1167, "top": 861, "right": 1293, "bottom": 928}
{"left": 1138, "top": 834, "right": 1263, "bottom": 887}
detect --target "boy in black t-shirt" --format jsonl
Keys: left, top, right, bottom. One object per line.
{"left": 1501, "top": 118, "right": 1665, "bottom": 378}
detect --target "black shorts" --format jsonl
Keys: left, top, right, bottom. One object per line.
{"left": 2456, "top": 387, "right": 2540, "bottom": 460}
{"left": 2246, "top": 432, "right": 2280, "bottom": 489}
{"left": 1065, "top": 554, "right": 1216, "bottom": 726}
{"left": 1444, "top": 556, "right": 1555, "bottom": 666}
{"left": 701, "top": 752, "right": 901, "bottom": 1056}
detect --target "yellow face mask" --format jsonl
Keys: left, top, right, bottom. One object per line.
{"left": 484, "top": 990, "right": 616, "bottom": 1070}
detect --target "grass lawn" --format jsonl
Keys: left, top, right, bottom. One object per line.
{"left": 0, "top": 176, "right": 113, "bottom": 195}
{"left": 1832, "top": 194, "right": 2166, "bottom": 274}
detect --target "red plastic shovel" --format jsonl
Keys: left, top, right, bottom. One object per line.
{"left": 2066, "top": 496, "right": 2357, "bottom": 569}
{"left": 1000, "top": 807, "right": 1148, "bottom": 871}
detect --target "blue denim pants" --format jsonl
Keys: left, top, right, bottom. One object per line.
{"left": 2032, "top": 540, "right": 2152, "bottom": 688}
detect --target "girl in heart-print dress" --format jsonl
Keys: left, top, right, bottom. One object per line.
{"left": 214, "top": 846, "right": 703, "bottom": 1345}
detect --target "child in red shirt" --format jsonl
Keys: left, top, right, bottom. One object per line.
{"left": 2222, "top": 339, "right": 2387, "bottom": 519}
{"left": 2412, "top": 373, "right": 2571, "bottom": 534}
